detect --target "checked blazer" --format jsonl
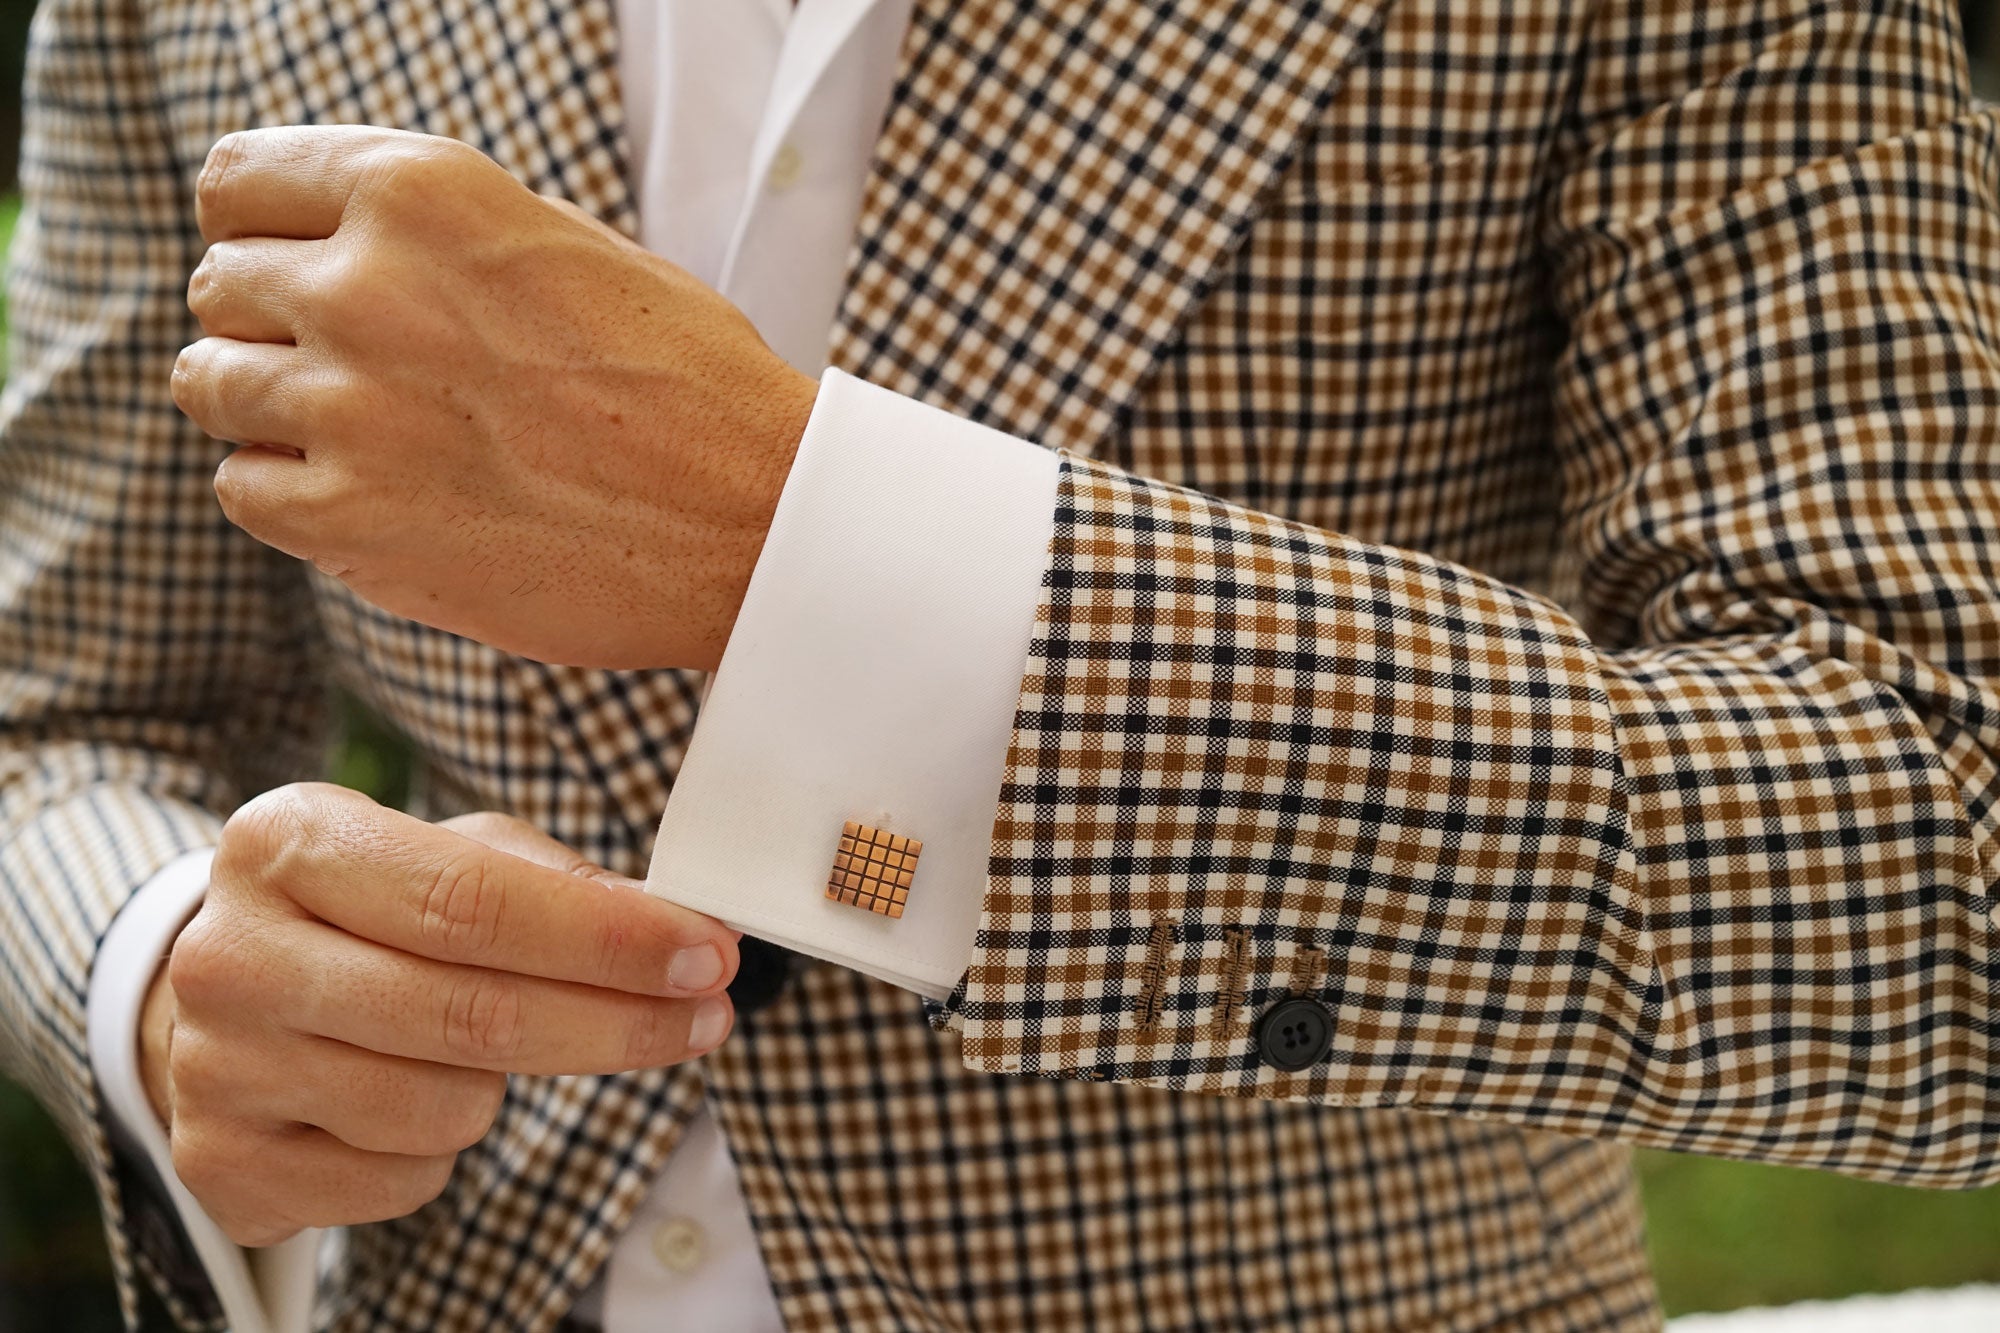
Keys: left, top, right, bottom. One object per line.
{"left": 4, "top": 0, "right": 1998, "bottom": 1330}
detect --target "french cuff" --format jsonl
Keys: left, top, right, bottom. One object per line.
{"left": 647, "top": 368, "right": 1059, "bottom": 1000}
{"left": 87, "top": 847, "right": 321, "bottom": 1333}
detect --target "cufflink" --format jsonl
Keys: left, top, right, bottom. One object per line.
{"left": 827, "top": 821, "right": 920, "bottom": 918}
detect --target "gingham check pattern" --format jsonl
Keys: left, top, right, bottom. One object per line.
{"left": 1, "top": 0, "right": 1992, "bottom": 1330}
{"left": 930, "top": 0, "right": 2000, "bottom": 1193}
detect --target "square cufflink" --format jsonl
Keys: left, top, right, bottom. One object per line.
{"left": 827, "top": 821, "right": 920, "bottom": 918}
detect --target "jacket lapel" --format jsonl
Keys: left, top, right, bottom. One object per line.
{"left": 831, "top": 0, "right": 1390, "bottom": 456}
{"left": 225, "top": 0, "right": 637, "bottom": 235}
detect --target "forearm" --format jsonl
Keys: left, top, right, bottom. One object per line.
{"left": 927, "top": 0, "right": 1999, "bottom": 1180}
{"left": 947, "top": 449, "right": 1997, "bottom": 1182}
{"left": 659, "top": 207, "right": 1999, "bottom": 1185}
{"left": 644, "top": 356, "right": 1995, "bottom": 1184}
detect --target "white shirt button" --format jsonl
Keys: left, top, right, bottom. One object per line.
{"left": 767, "top": 142, "right": 805, "bottom": 193}
{"left": 651, "top": 1217, "right": 706, "bottom": 1274}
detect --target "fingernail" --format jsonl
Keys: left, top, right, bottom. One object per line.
{"left": 667, "top": 943, "right": 724, "bottom": 993}
{"left": 686, "top": 997, "right": 731, "bottom": 1052}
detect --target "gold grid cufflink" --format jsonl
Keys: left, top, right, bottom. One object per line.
{"left": 828, "top": 822, "right": 920, "bottom": 918}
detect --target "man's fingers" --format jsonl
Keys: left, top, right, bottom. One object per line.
{"left": 297, "top": 1046, "right": 505, "bottom": 1156}
{"left": 228, "top": 790, "right": 737, "bottom": 998}
{"left": 171, "top": 1117, "right": 457, "bottom": 1247}
{"left": 210, "top": 443, "right": 351, "bottom": 565}
{"left": 259, "top": 919, "right": 733, "bottom": 1074}
{"left": 188, "top": 237, "right": 319, "bottom": 342}
{"left": 175, "top": 1023, "right": 505, "bottom": 1157}
{"left": 174, "top": 337, "right": 348, "bottom": 560}
{"left": 437, "top": 811, "right": 744, "bottom": 943}
{"left": 173, "top": 337, "right": 319, "bottom": 447}
{"left": 291, "top": 1044, "right": 505, "bottom": 1156}
{"left": 438, "top": 810, "right": 624, "bottom": 879}
{"left": 196, "top": 125, "right": 414, "bottom": 243}
{"left": 197, "top": 127, "right": 370, "bottom": 242}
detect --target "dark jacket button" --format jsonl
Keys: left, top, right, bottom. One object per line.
{"left": 1255, "top": 997, "right": 1333, "bottom": 1071}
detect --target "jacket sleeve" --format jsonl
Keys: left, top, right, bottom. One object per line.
{"left": 0, "top": 1, "right": 328, "bottom": 1325}
{"left": 946, "top": 0, "right": 2000, "bottom": 1187}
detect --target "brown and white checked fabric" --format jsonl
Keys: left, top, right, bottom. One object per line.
{"left": 1, "top": 0, "right": 1995, "bottom": 1330}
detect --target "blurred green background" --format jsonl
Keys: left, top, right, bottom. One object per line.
{"left": 2, "top": 2, "right": 1998, "bottom": 1329}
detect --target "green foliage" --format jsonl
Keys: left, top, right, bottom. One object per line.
{"left": 1638, "top": 1150, "right": 2000, "bottom": 1314}
{"left": 0, "top": 1079, "right": 123, "bottom": 1331}
{"left": 1, "top": 188, "right": 14, "bottom": 374}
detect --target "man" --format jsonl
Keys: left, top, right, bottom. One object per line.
{"left": 2, "top": 0, "right": 1996, "bottom": 1330}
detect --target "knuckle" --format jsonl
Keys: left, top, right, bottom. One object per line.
{"left": 175, "top": 1124, "right": 301, "bottom": 1245}
{"left": 272, "top": 366, "right": 333, "bottom": 440}
{"left": 302, "top": 368, "right": 364, "bottom": 442}
{"left": 164, "top": 1023, "right": 223, "bottom": 1101}
{"left": 170, "top": 342, "right": 212, "bottom": 414}
{"left": 168, "top": 1123, "right": 230, "bottom": 1199}
{"left": 166, "top": 911, "right": 234, "bottom": 1007}
{"left": 358, "top": 137, "right": 488, "bottom": 220}
{"left": 218, "top": 1186, "right": 302, "bottom": 1249}
{"left": 365, "top": 1154, "right": 459, "bottom": 1224}
{"left": 211, "top": 452, "right": 252, "bottom": 521}
{"left": 357, "top": 144, "right": 434, "bottom": 205}
{"left": 411, "top": 137, "right": 475, "bottom": 175}
{"left": 313, "top": 251, "right": 379, "bottom": 324}
{"left": 316, "top": 249, "right": 360, "bottom": 303}
{"left": 196, "top": 132, "right": 245, "bottom": 217}
{"left": 216, "top": 784, "right": 316, "bottom": 892}
{"left": 438, "top": 811, "right": 513, "bottom": 844}
{"left": 435, "top": 135, "right": 483, "bottom": 163}
{"left": 440, "top": 971, "right": 524, "bottom": 1065}
{"left": 417, "top": 856, "right": 505, "bottom": 960}
{"left": 185, "top": 254, "right": 220, "bottom": 318}
{"left": 224, "top": 783, "right": 307, "bottom": 851}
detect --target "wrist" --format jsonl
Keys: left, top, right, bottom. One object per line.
{"left": 743, "top": 365, "right": 818, "bottom": 540}
{"left": 693, "top": 364, "right": 818, "bottom": 671}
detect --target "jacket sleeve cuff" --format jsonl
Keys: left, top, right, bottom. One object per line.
{"left": 646, "top": 369, "right": 1060, "bottom": 999}
{"left": 87, "top": 847, "right": 320, "bottom": 1333}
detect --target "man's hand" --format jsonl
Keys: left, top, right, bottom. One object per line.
{"left": 140, "top": 783, "right": 740, "bottom": 1247}
{"left": 172, "top": 126, "right": 820, "bottom": 672}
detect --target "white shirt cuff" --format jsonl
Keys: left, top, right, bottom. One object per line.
{"left": 87, "top": 847, "right": 320, "bottom": 1333}
{"left": 647, "top": 368, "right": 1059, "bottom": 998}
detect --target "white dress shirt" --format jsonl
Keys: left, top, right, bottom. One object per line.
{"left": 87, "top": 1, "right": 1061, "bottom": 1329}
